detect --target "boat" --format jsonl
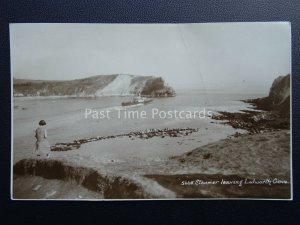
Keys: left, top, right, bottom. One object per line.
{"left": 121, "top": 95, "right": 153, "bottom": 106}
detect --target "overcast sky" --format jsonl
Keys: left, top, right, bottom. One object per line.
{"left": 10, "top": 23, "right": 290, "bottom": 93}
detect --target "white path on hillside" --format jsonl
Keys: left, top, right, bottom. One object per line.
{"left": 95, "top": 74, "right": 136, "bottom": 96}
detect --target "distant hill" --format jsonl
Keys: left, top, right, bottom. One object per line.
{"left": 13, "top": 74, "right": 176, "bottom": 97}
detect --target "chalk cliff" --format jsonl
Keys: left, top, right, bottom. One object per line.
{"left": 13, "top": 74, "right": 175, "bottom": 97}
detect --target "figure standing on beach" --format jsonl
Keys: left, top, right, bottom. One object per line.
{"left": 34, "top": 120, "right": 51, "bottom": 158}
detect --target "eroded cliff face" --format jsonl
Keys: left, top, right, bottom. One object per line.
{"left": 249, "top": 74, "right": 290, "bottom": 115}
{"left": 13, "top": 74, "right": 175, "bottom": 97}
{"left": 13, "top": 158, "right": 176, "bottom": 199}
{"left": 269, "top": 74, "right": 290, "bottom": 107}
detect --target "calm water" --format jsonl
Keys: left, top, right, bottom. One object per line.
{"left": 13, "top": 90, "right": 265, "bottom": 162}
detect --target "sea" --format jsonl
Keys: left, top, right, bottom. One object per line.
{"left": 13, "top": 90, "right": 265, "bottom": 163}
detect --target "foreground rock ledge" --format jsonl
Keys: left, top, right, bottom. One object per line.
{"left": 13, "top": 158, "right": 176, "bottom": 199}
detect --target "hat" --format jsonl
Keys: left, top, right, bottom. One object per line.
{"left": 39, "top": 120, "right": 46, "bottom": 126}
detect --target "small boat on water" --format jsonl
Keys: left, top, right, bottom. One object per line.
{"left": 121, "top": 95, "right": 153, "bottom": 106}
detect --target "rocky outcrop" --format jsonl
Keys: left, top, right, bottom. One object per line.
{"left": 140, "top": 77, "right": 175, "bottom": 97}
{"left": 13, "top": 74, "right": 176, "bottom": 97}
{"left": 269, "top": 74, "right": 290, "bottom": 105}
{"left": 211, "top": 74, "right": 291, "bottom": 133}
{"left": 13, "top": 158, "right": 176, "bottom": 199}
{"left": 246, "top": 74, "right": 290, "bottom": 115}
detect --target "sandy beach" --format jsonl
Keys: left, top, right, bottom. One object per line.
{"left": 13, "top": 127, "right": 290, "bottom": 199}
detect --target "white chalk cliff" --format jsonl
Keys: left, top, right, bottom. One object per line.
{"left": 13, "top": 74, "right": 175, "bottom": 97}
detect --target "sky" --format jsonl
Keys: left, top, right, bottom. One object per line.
{"left": 10, "top": 23, "right": 291, "bottom": 93}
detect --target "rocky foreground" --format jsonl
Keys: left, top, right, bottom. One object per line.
{"left": 13, "top": 129, "right": 290, "bottom": 199}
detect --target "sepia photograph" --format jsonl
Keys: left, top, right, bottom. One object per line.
{"left": 10, "top": 23, "right": 291, "bottom": 200}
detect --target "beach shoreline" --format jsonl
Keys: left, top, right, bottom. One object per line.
{"left": 12, "top": 77, "right": 291, "bottom": 199}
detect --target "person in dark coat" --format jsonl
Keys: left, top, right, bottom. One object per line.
{"left": 34, "top": 120, "right": 51, "bottom": 158}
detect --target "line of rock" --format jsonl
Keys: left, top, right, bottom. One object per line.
{"left": 211, "top": 109, "right": 289, "bottom": 134}
{"left": 51, "top": 127, "right": 199, "bottom": 152}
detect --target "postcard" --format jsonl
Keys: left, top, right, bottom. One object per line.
{"left": 10, "top": 23, "right": 291, "bottom": 200}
